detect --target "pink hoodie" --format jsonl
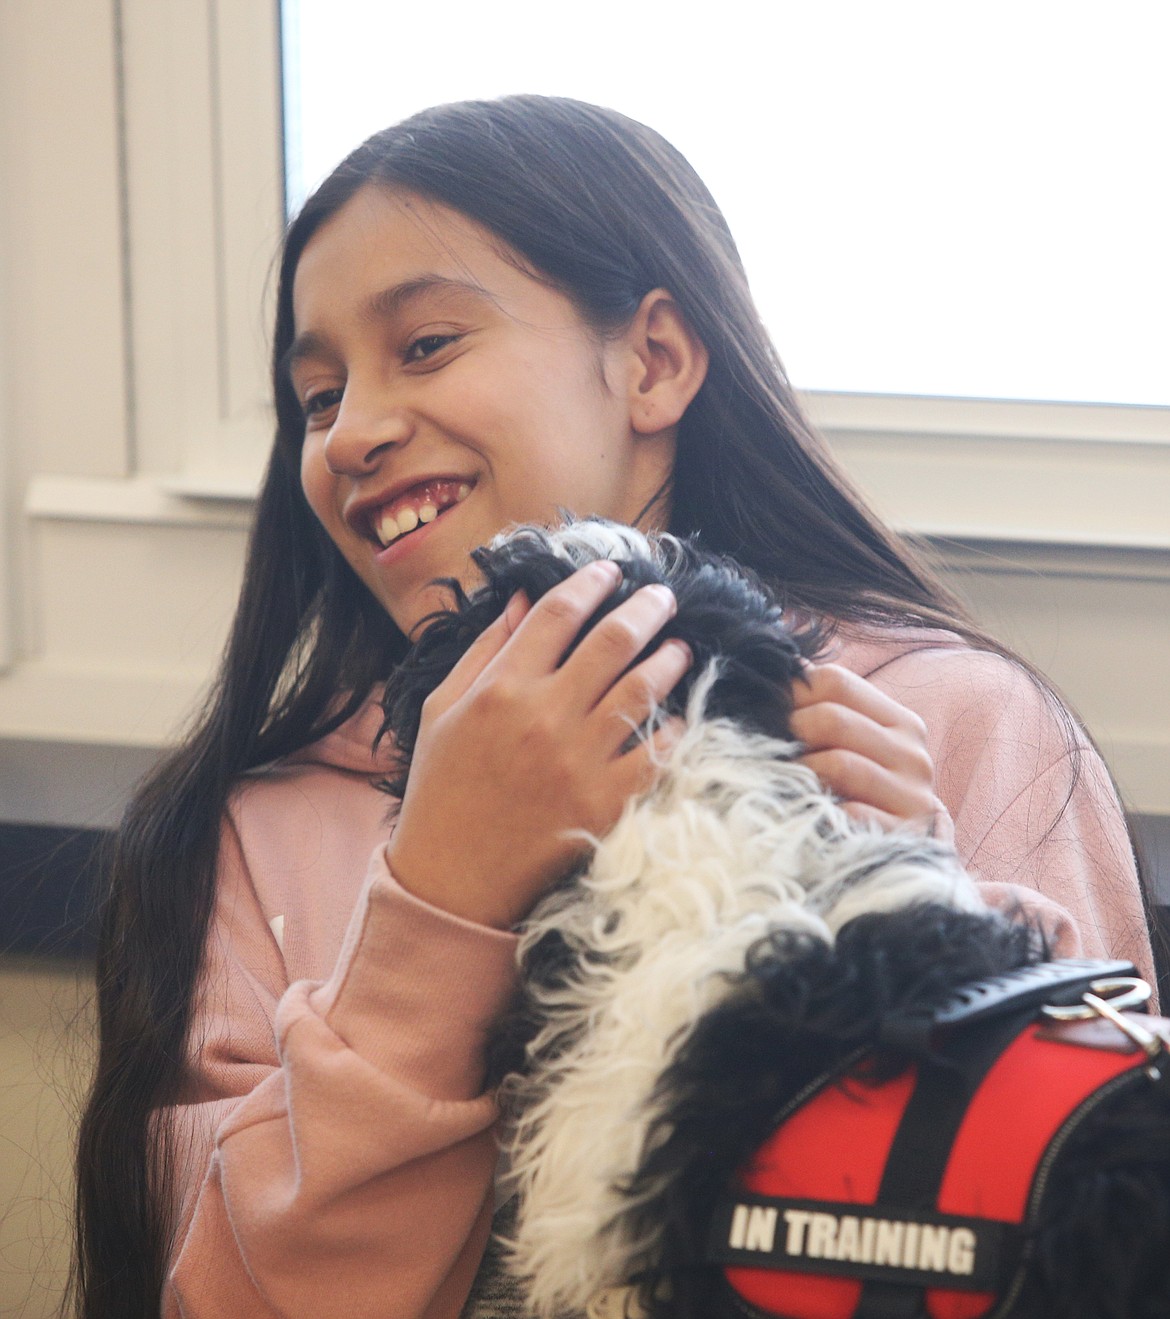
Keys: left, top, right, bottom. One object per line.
{"left": 164, "top": 629, "right": 1152, "bottom": 1318}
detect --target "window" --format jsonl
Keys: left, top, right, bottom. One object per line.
{"left": 284, "top": 0, "right": 1170, "bottom": 411}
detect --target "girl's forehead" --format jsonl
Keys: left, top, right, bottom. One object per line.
{"left": 292, "top": 185, "right": 523, "bottom": 316}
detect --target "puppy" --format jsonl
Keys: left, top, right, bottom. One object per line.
{"left": 379, "top": 520, "right": 1168, "bottom": 1319}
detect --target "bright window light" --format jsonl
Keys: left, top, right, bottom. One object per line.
{"left": 282, "top": 0, "right": 1170, "bottom": 407}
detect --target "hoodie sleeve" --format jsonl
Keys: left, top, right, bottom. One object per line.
{"left": 865, "top": 645, "right": 1154, "bottom": 985}
{"left": 165, "top": 812, "right": 519, "bottom": 1319}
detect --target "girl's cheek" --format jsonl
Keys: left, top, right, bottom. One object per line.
{"left": 300, "top": 437, "right": 332, "bottom": 513}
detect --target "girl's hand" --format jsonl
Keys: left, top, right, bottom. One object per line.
{"left": 385, "top": 561, "right": 692, "bottom": 929}
{"left": 790, "top": 663, "right": 952, "bottom": 839}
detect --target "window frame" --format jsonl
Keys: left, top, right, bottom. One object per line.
{"left": 23, "top": 0, "right": 1170, "bottom": 535}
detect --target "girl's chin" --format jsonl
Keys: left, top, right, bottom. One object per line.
{"left": 385, "top": 579, "right": 470, "bottom": 640}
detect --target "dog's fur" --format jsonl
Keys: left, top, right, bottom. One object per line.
{"left": 379, "top": 520, "right": 1170, "bottom": 1319}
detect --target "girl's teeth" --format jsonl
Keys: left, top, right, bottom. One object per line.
{"left": 374, "top": 482, "right": 471, "bottom": 546}
{"left": 378, "top": 511, "right": 400, "bottom": 545}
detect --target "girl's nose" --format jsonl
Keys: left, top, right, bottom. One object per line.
{"left": 323, "top": 398, "right": 415, "bottom": 475}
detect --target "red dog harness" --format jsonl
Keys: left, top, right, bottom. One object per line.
{"left": 705, "top": 960, "right": 1166, "bottom": 1319}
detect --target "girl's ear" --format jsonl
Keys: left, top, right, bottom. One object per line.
{"left": 623, "top": 289, "right": 710, "bottom": 435}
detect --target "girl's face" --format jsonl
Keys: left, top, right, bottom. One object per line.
{"left": 290, "top": 185, "right": 677, "bottom": 637}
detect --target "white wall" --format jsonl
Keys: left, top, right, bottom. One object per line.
{"left": 0, "top": 0, "right": 1167, "bottom": 830}
{"left": 0, "top": 0, "right": 279, "bottom": 829}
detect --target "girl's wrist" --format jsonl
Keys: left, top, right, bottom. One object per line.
{"left": 386, "top": 836, "right": 522, "bottom": 931}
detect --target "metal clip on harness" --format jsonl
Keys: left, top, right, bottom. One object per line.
{"left": 1042, "top": 976, "right": 1165, "bottom": 1078}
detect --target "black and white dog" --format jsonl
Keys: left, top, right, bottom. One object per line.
{"left": 380, "top": 520, "right": 1170, "bottom": 1319}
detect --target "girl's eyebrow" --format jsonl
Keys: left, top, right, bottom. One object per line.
{"left": 363, "top": 274, "right": 495, "bottom": 322}
{"left": 281, "top": 275, "right": 496, "bottom": 382}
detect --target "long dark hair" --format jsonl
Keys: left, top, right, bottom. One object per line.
{"left": 71, "top": 95, "right": 1085, "bottom": 1317}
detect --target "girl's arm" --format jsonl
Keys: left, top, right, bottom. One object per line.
{"left": 164, "top": 564, "right": 692, "bottom": 1318}
{"left": 917, "top": 647, "right": 1152, "bottom": 979}
{"left": 791, "top": 645, "right": 1153, "bottom": 983}
{"left": 165, "top": 818, "right": 519, "bottom": 1319}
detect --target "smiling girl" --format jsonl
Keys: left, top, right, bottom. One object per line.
{"left": 75, "top": 97, "right": 1152, "bottom": 1319}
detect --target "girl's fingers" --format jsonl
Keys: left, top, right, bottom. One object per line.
{"left": 841, "top": 802, "right": 903, "bottom": 833}
{"left": 799, "top": 748, "right": 941, "bottom": 823}
{"left": 842, "top": 800, "right": 951, "bottom": 840}
{"left": 792, "top": 662, "right": 927, "bottom": 734}
{"left": 435, "top": 561, "right": 620, "bottom": 713}
{"left": 592, "top": 638, "right": 693, "bottom": 753}
{"left": 442, "top": 567, "right": 677, "bottom": 711}
{"left": 491, "top": 559, "right": 625, "bottom": 679}
{"left": 423, "top": 590, "right": 532, "bottom": 711}
{"left": 558, "top": 582, "right": 679, "bottom": 712}
{"left": 789, "top": 700, "right": 933, "bottom": 780}
{"left": 790, "top": 663, "right": 938, "bottom": 832}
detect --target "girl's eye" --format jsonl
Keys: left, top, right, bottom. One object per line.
{"left": 302, "top": 387, "right": 343, "bottom": 420}
{"left": 404, "top": 333, "right": 458, "bottom": 362}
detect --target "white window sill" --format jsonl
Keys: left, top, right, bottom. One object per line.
{"left": 25, "top": 410, "right": 1170, "bottom": 565}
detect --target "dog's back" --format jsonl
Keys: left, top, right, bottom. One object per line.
{"left": 631, "top": 905, "right": 1170, "bottom": 1319}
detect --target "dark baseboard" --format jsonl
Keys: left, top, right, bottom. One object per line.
{"left": 0, "top": 823, "right": 106, "bottom": 957}
{"left": 3, "top": 821, "right": 1169, "bottom": 1000}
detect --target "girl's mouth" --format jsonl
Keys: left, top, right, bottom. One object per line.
{"left": 370, "top": 479, "right": 472, "bottom": 547}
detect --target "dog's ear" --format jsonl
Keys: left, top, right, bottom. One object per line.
{"left": 655, "top": 544, "right": 822, "bottom": 741}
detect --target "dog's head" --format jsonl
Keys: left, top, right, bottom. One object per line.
{"left": 377, "top": 519, "right": 823, "bottom": 797}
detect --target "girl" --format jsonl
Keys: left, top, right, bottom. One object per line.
{"left": 75, "top": 96, "right": 1152, "bottom": 1319}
